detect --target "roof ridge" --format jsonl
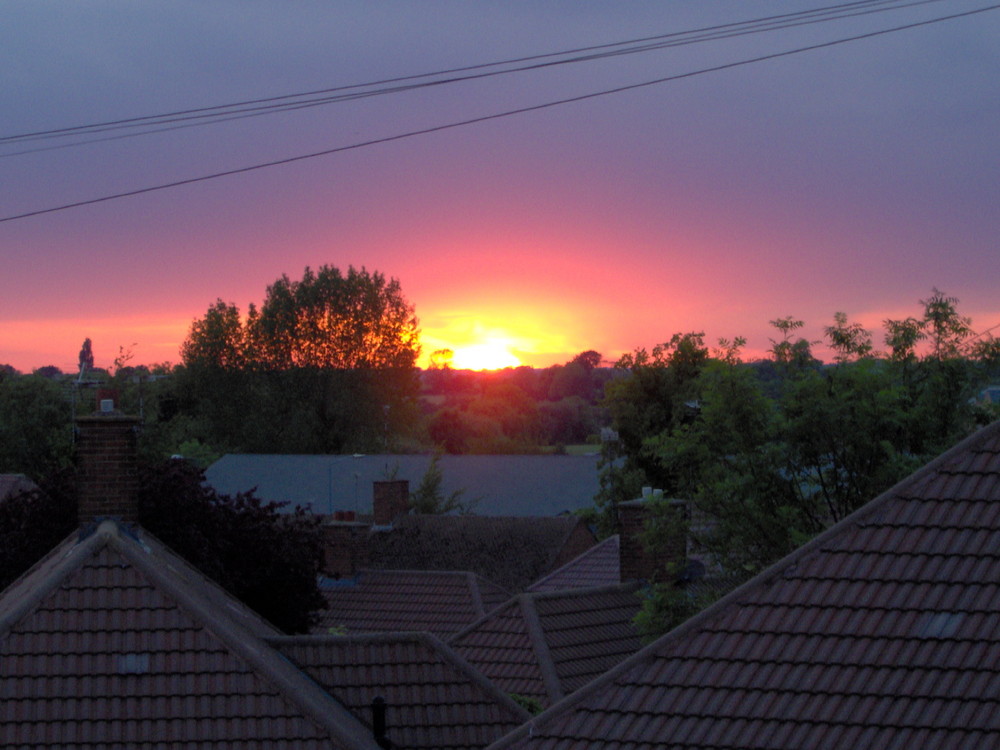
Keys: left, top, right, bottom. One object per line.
{"left": 520, "top": 594, "right": 564, "bottom": 704}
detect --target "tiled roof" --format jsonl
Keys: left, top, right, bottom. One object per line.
{"left": 366, "top": 515, "right": 596, "bottom": 592}
{"left": 273, "top": 632, "right": 530, "bottom": 750}
{"left": 451, "top": 583, "right": 643, "bottom": 708}
{"left": 488, "top": 422, "right": 1000, "bottom": 749}
{"left": 527, "top": 534, "right": 621, "bottom": 592}
{"left": 0, "top": 520, "right": 380, "bottom": 749}
{"left": 316, "top": 569, "right": 511, "bottom": 637}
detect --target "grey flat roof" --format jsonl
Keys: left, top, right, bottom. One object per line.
{"left": 205, "top": 453, "right": 602, "bottom": 517}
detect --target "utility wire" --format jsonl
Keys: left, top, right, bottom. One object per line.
{"left": 2, "top": 2, "right": 996, "bottom": 224}
{"left": 0, "top": 0, "right": 944, "bottom": 150}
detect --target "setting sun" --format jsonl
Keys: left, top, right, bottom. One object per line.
{"left": 450, "top": 339, "right": 522, "bottom": 370}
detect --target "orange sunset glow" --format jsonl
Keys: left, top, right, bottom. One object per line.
{"left": 2, "top": 5, "right": 998, "bottom": 375}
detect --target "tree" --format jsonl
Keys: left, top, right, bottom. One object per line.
{"left": 572, "top": 350, "right": 602, "bottom": 370}
{"left": 181, "top": 300, "right": 249, "bottom": 370}
{"left": 921, "top": 287, "right": 972, "bottom": 360}
{"left": 0, "top": 374, "right": 73, "bottom": 479}
{"left": 609, "top": 293, "right": 1000, "bottom": 638}
{"left": 409, "top": 453, "right": 476, "bottom": 514}
{"left": 824, "top": 312, "right": 873, "bottom": 363}
{"left": 429, "top": 349, "right": 454, "bottom": 369}
{"left": 253, "top": 265, "right": 419, "bottom": 370}
{"left": 178, "top": 266, "right": 422, "bottom": 454}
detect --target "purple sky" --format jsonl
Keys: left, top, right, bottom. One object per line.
{"left": 2, "top": 1, "right": 998, "bottom": 372}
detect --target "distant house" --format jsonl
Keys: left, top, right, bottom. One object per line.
{"left": 487, "top": 421, "right": 1000, "bottom": 749}
{"left": 205, "top": 453, "right": 603, "bottom": 517}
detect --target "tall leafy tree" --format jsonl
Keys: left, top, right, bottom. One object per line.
{"left": 179, "top": 265, "right": 421, "bottom": 454}
{"left": 254, "top": 265, "right": 419, "bottom": 370}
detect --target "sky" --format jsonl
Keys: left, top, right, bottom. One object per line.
{"left": 2, "top": 1, "right": 998, "bottom": 373}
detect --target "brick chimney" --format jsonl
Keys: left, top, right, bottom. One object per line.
{"left": 372, "top": 480, "right": 409, "bottom": 526}
{"left": 75, "top": 411, "right": 141, "bottom": 526}
{"left": 323, "top": 517, "right": 371, "bottom": 579}
{"left": 618, "top": 493, "right": 687, "bottom": 583}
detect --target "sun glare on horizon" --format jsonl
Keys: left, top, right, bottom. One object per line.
{"left": 450, "top": 339, "right": 522, "bottom": 370}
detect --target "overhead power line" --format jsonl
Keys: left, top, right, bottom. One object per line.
{"left": 1, "top": 2, "right": 996, "bottom": 224}
{"left": 0, "top": 0, "right": 947, "bottom": 152}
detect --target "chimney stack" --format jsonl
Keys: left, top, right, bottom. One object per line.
{"left": 372, "top": 480, "right": 409, "bottom": 526}
{"left": 618, "top": 494, "right": 687, "bottom": 583}
{"left": 323, "top": 517, "right": 370, "bottom": 579}
{"left": 75, "top": 412, "right": 141, "bottom": 526}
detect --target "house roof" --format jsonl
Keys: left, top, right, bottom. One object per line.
{"left": 273, "top": 632, "right": 531, "bottom": 750}
{"left": 205, "top": 453, "right": 602, "bottom": 517}
{"left": 487, "top": 421, "right": 1000, "bottom": 749}
{"left": 316, "top": 569, "right": 511, "bottom": 638}
{"left": 527, "top": 534, "right": 621, "bottom": 592}
{"left": 0, "top": 520, "right": 380, "bottom": 749}
{"left": 366, "top": 515, "right": 596, "bottom": 592}
{"left": 450, "top": 583, "right": 644, "bottom": 708}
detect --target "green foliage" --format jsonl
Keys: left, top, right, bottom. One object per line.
{"left": 137, "top": 460, "right": 326, "bottom": 633}
{"left": 420, "top": 351, "right": 610, "bottom": 454}
{"left": 409, "top": 453, "right": 476, "bottom": 514}
{"left": 634, "top": 579, "right": 725, "bottom": 644}
{"left": 824, "top": 312, "right": 873, "bottom": 363}
{"left": 604, "top": 291, "right": 1000, "bottom": 639}
{"left": 0, "top": 374, "right": 74, "bottom": 479}
{"left": 508, "top": 693, "right": 544, "bottom": 715}
{"left": 0, "top": 471, "right": 77, "bottom": 593}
